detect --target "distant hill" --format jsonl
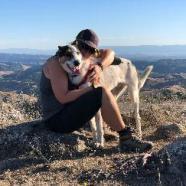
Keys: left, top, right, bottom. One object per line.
{"left": 0, "top": 48, "right": 55, "bottom": 55}
{"left": 1, "top": 45, "right": 186, "bottom": 59}
{"left": 109, "top": 45, "right": 186, "bottom": 60}
{"left": 0, "top": 64, "right": 42, "bottom": 95}
{"left": 0, "top": 53, "right": 49, "bottom": 65}
{"left": 0, "top": 48, "right": 186, "bottom": 95}
{"left": 133, "top": 59, "right": 186, "bottom": 74}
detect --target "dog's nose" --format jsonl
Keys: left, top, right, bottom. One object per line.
{"left": 74, "top": 60, "right": 80, "bottom": 66}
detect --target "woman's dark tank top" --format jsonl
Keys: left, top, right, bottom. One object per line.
{"left": 39, "top": 69, "right": 76, "bottom": 121}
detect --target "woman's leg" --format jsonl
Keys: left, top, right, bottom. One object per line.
{"left": 45, "top": 87, "right": 103, "bottom": 133}
{"left": 46, "top": 86, "right": 125, "bottom": 133}
{"left": 46, "top": 86, "right": 126, "bottom": 133}
{"left": 100, "top": 87, "right": 153, "bottom": 152}
{"left": 100, "top": 87, "right": 125, "bottom": 131}
{"left": 45, "top": 86, "right": 153, "bottom": 152}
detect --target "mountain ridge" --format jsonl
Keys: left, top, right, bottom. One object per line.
{"left": 1, "top": 45, "right": 186, "bottom": 59}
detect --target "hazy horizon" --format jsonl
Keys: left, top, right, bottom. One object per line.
{"left": 1, "top": 44, "right": 186, "bottom": 51}
{"left": 1, "top": 45, "right": 186, "bottom": 59}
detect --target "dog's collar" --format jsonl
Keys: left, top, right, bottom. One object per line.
{"left": 76, "top": 70, "right": 91, "bottom": 88}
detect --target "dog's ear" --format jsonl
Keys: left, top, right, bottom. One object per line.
{"left": 58, "top": 45, "right": 69, "bottom": 53}
{"left": 56, "top": 46, "right": 68, "bottom": 57}
{"left": 56, "top": 45, "right": 69, "bottom": 57}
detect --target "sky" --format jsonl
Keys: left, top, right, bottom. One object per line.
{"left": 0, "top": 0, "right": 186, "bottom": 49}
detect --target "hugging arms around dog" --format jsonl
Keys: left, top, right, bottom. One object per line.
{"left": 40, "top": 29, "right": 153, "bottom": 152}
{"left": 42, "top": 43, "right": 125, "bottom": 131}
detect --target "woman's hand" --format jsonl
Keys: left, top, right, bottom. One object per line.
{"left": 88, "top": 64, "right": 102, "bottom": 84}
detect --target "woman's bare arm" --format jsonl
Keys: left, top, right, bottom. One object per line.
{"left": 98, "top": 49, "right": 115, "bottom": 69}
{"left": 87, "top": 49, "right": 115, "bottom": 83}
{"left": 43, "top": 59, "right": 93, "bottom": 104}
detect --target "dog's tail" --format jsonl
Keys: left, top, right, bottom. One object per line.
{"left": 138, "top": 65, "right": 153, "bottom": 89}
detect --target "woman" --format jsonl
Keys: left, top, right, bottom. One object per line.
{"left": 40, "top": 29, "right": 153, "bottom": 152}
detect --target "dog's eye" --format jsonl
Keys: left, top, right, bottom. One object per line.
{"left": 67, "top": 48, "right": 72, "bottom": 53}
{"left": 76, "top": 51, "right": 80, "bottom": 55}
{"left": 65, "top": 52, "right": 73, "bottom": 58}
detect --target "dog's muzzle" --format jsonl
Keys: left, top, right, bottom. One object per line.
{"left": 73, "top": 60, "right": 80, "bottom": 66}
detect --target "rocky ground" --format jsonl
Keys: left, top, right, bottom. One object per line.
{"left": 0, "top": 90, "right": 186, "bottom": 185}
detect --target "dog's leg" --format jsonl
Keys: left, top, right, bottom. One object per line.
{"left": 95, "top": 110, "right": 104, "bottom": 147}
{"left": 129, "top": 86, "right": 142, "bottom": 139}
{"left": 89, "top": 117, "right": 98, "bottom": 143}
{"left": 115, "top": 85, "right": 127, "bottom": 101}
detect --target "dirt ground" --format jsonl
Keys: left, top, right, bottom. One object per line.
{"left": 0, "top": 92, "right": 186, "bottom": 185}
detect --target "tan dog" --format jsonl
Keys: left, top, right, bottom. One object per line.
{"left": 58, "top": 45, "right": 153, "bottom": 147}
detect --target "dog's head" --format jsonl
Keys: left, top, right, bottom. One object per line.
{"left": 56, "top": 45, "right": 83, "bottom": 75}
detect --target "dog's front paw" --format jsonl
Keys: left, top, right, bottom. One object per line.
{"left": 94, "top": 142, "right": 104, "bottom": 149}
{"left": 88, "top": 141, "right": 104, "bottom": 149}
{"left": 91, "top": 135, "right": 104, "bottom": 149}
{"left": 95, "top": 137, "right": 104, "bottom": 148}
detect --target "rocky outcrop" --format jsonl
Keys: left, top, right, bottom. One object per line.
{"left": 0, "top": 90, "right": 186, "bottom": 185}
{"left": 0, "top": 91, "right": 41, "bottom": 126}
{"left": 153, "top": 123, "right": 184, "bottom": 140}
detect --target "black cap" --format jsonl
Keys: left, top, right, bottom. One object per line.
{"left": 76, "top": 29, "right": 99, "bottom": 49}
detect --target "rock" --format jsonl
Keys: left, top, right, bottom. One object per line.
{"left": 78, "top": 168, "right": 109, "bottom": 184}
{"left": 0, "top": 120, "right": 89, "bottom": 166}
{"left": 0, "top": 180, "right": 10, "bottom": 186}
{"left": 112, "top": 137, "right": 186, "bottom": 186}
{"left": 154, "top": 123, "right": 184, "bottom": 140}
{"left": 0, "top": 91, "right": 41, "bottom": 126}
{"left": 75, "top": 138, "right": 87, "bottom": 152}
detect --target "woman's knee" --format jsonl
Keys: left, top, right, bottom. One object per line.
{"left": 101, "top": 86, "right": 113, "bottom": 101}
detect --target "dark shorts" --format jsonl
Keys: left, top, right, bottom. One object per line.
{"left": 45, "top": 87, "right": 102, "bottom": 133}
